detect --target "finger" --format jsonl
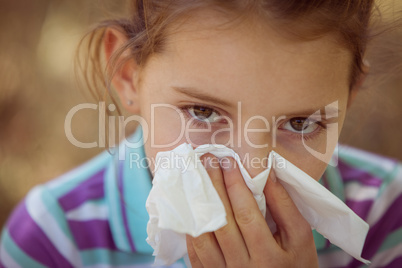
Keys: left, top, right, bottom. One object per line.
{"left": 188, "top": 232, "right": 225, "bottom": 267}
{"left": 201, "top": 154, "right": 249, "bottom": 266}
{"left": 186, "top": 235, "right": 203, "bottom": 268}
{"left": 220, "top": 157, "right": 278, "bottom": 260}
{"left": 264, "top": 170, "right": 314, "bottom": 250}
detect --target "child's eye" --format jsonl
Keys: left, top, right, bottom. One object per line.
{"left": 187, "top": 106, "right": 222, "bottom": 123}
{"left": 282, "top": 117, "right": 320, "bottom": 134}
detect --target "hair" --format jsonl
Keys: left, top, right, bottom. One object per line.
{"left": 76, "top": 0, "right": 399, "bottom": 111}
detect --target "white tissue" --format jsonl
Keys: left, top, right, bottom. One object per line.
{"left": 145, "top": 144, "right": 370, "bottom": 266}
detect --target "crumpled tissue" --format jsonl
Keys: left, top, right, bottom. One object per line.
{"left": 145, "top": 143, "right": 370, "bottom": 266}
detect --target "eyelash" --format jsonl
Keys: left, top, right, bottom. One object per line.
{"left": 179, "top": 105, "right": 328, "bottom": 141}
{"left": 179, "top": 104, "right": 225, "bottom": 128}
{"left": 279, "top": 118, "right": 328, "bottom": 141}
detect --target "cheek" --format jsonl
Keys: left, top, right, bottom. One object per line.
{"left": 143, "top": 144, "right": 157, "bottom": 176}
{"left": 141, "top": 108, "right": 185, "bottom": 175}
{"left": 150, "top": 106, "right": 186, "bottom": 147}
{"left": 274, "top": 143, "right": 335, "bottom": 181}
{"left": 296, "top": 156, "right": 330, "bottom": 180}
{"left": 141, "top": 104, "right": 230, "bottom": 150}
{"left": 275, "top": 106, "right": 348, "bottom": 179}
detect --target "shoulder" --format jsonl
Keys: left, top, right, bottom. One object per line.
{"left": 45, "top": 149, "right": 114, "bottom": 200}
{"left": 0, "top": 151, "right": 115, "bottom": 268}
{"left": 336, "top": 146, "right": 402, "bottom": 267}
{"left": 0, "top": 186, "right": 81, "bottom": 267}
{"left": 337, "top": 145, "right": 399, "bottom": 184}
{"left": 336, "top": 145, "right": 402, "bottom": 221}
{"left": 336, "top": 145, "right": 401, "bottom": 204}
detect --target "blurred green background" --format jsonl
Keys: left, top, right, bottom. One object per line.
{"left": 0, "top": 0, "right": 401, "bottom": 228}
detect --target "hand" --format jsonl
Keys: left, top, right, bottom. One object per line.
{"left": 186, "top": 154, "right": 318, "bottom": 268}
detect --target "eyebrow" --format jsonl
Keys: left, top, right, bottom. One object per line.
{"left": 172, "top": 86, "right": 233, "bottom": 108}
{"left": 283, "top": 106, "right": 342, "bottom": 118}
{"left": 173, "top": 86, "right": 341, "bottom": 116}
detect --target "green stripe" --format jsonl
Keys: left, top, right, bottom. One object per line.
{"left": 38, "top": 186, "right": 77, "bottom": 246}
{"left": 339, "top": 149, "right": 395, "bottom": 180}
{"left": 317, "top": 243, "right": 343, "bottom": 254}
{"left": 1, "top": 229, "right": 47, "bottom": 268}
{"left": 378, "top": 227, "right": 402, "bottom": 252}
{"left": 105, "top": 159, "right": 131, "bottom": 251}
{"left": 80, "top": 249, "right": 154, "bottom": 266}
{"left": 123, "top": 130, "right": 153, "bottom": 254}
{"left": 83, "top": 198, "right": 106, "bottom": 207}
{"left": 48, "top": 151, "right": 112, "bottom": 198}
{"left": 313, "top": 230, "right": 326, "bottom": 250}
{"left": 378, "top": 164, "right": 401, "bottom": 196}
{"left": 324, "top": 165, "right": 345, "bottom": 201}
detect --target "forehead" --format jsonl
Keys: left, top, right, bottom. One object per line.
{"left": 145, "top": 14, "right": 352, "bottom": 112}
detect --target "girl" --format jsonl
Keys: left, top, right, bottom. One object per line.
{"left": 1, "top": 0, "right": 401, "bottom": 267}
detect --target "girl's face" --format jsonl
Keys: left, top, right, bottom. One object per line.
{"left": 127, "top": 15, "right": 352, "bottom": 180}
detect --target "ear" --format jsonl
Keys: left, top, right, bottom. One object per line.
{"left": 104, "top": 27, "right": 140, "bottom": 113}
{"left": 347, "top": 60, "right": 370, "bottom": 108}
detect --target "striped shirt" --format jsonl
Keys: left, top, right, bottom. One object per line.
{"left": 1, "top": 127, "right": 401, "bottom": 267}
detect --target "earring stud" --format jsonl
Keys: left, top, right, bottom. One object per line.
{"left": 127, "top": 100, "right": 133, "bottom": 106}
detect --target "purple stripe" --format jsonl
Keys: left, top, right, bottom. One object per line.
{"left": 378, "top": 255, "right": 402, "bottom": 268}
{"left": 337, "top": 160, "right": 383, "bottom": 187}
{"left": 325, "top": 238, "right": 331, "bottom": 249}
{"left": 68, "top": 219, "right": 118, "bottom": 250}
{"left": 345, "top": 199, "right": 374, "bottom": 220}
{"left": 347, "top": 194, "right": 402, "bottom": 267}
{"left": 0, "top": 260, "right": 6, "bottom": 268}
{"left": 59, "top": 169, "right": 106, "bottom": 211}
{"left": 119, "top": 162, "right": 136, "bottom": 252}
{"left": 7, "top": 201, "right": 73, "bottom": 268}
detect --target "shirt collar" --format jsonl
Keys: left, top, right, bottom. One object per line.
{"left": 106, "top": 134, "right": 344, "bottom": 253}
{"left": 105, "top": 126, "right": 153, "bottom": 253}
{"left": 314, "top": 147, "right": 345, "bottom": 251}
{"left": 322, "top": 145, "right": 345, "bottom": 202}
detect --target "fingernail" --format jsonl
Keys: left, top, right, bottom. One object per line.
{"left": 220, "top": 157, "right": 234, "bottom": 171}
{"left": 204, "top": 156, "right": 213, "bottom": 169}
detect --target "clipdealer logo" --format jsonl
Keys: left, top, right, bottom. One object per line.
{"left": 64, "top": 101, "right": 339, "bottom": 166}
